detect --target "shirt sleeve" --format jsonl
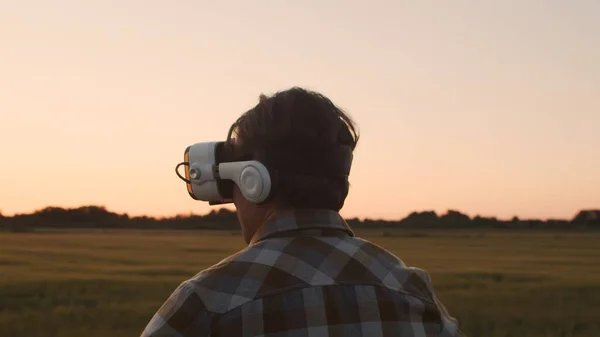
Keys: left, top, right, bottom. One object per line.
{"left": 420, "top": 270, "right": 465, "bottom": 337}
{"left": 140, "top": 281, "right": 213, "bottom": 337}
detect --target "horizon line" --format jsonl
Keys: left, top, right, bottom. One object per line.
{"left": 3, "top": 204, "right": 597, "bottom": 223}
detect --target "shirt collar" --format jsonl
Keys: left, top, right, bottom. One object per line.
{"left": 249, "top": 208, "right": 354, "bottom": 245}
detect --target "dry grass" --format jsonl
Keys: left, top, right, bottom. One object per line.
{"left": 1, "top": 229, "right": 599, "bottom": 337}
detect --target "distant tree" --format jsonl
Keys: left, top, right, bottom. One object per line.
{"left": 345, "top": 217, "right": 363, "bottom": 228}
{"left": 400, "top": 211, "right": 439, "bottom": 227}
{"left": 572, "top": 210, "right": 600, "bottom": 227}
{"left": 0, "top": 205, "right": 592, "bottom": 231}
{"left": 472, "top": 215, "right": 501, "bottom": 228}
{"left": 439, "top": 210, "right": 471, "bottom": 227}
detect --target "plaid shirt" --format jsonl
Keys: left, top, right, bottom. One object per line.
{"left": 141, "top": 209, "right": 463, "bottom": 337}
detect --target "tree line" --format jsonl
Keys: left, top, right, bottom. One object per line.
{"left": 0, "top": 206, "right": 598, "bottom": 232}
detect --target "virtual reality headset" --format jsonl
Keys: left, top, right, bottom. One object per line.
{"left": 175, "top": 141, "right": 353, "bottom": 206}
{"left": 175, "top": 141, "right": 270, "bottom": 205}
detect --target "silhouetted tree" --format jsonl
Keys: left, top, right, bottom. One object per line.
{"left": 472, "top": 215, "right": 501, "bottom": 228}
{"left": 572, "top": 210, "right": 600, "bottom": 227}
{"left": 439, "top": 210, "right": 471, "bottom": 227}
{"left": 0, "top": 205, "right": 594, "bottom": 231}
{"left": 400, "top": 211, "right": 439, "bottom": 228}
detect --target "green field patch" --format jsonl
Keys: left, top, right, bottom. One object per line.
{"left": 0, "top": 279, "right": 175, "bottom": 311}
{"left": 1, "top": 230, "right": 600, "bottom": 337}
{"left": 181, "top": 247, "right": 228, "bottom": 253}
{"left": 0, "top": 259, "right": 29, "bottom": 266}
{"left": 0, "top": 279, "right": 178, "bottom": 337}
{"left": 15, "top": 250, "right": 150, "bottom": 266}
{"left": 395, "top": 231, "right": 436, "bottom": 238}
{"left": 455, "top": 272, "right": 549, "bottom": 283}
{"left": 441, "top": 283, "right": 600, "bottom": 337}
{"left": 430, "top": 271, "right": 553, "bottom": 292}
{"left": 103, "top": 268, "right": 195, "bottom": 277}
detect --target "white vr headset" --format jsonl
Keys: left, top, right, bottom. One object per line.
{"left": 175, "top": 142, "right": 272, "bottom": 205}
{"left": 175, "top": 141, "right": 353, "bottom": 206}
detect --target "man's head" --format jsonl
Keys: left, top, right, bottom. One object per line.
{"left": 226, "top": 87, "right": 359, "bottom": 243}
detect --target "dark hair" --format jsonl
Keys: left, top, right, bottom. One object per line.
{"left": 226, "top": 87, "right": 359, "bottom": 211}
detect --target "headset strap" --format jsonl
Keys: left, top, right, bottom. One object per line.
{"left": 255, "top": 145, "right": 353, "bottom": 178}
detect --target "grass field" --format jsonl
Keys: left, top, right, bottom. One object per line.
{"left": 1, "top": 229, "right": 599, "bottom": 337}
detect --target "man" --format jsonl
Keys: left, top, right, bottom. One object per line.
{"left": 141, "top": 87, "right": 463, "bottom": 336}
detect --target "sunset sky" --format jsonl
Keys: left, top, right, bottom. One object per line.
{"left": 1, "top": 1, "right": 598, "bottom": 221}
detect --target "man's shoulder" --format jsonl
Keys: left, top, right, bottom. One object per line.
{"left": 347, "top": 236, "right": 440, "bottom": 303}
{"left": 182, "top": 237, "right": 325, "bottom": 314}
{"left": 184, "top": 235, "right": 439, "bottom": 314}
{"left": 141, "top": 236, "right": 459, "bottom": 337}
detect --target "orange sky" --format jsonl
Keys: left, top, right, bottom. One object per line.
{"left": 1, "top": 1, "right": 598, "bottom": 221}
